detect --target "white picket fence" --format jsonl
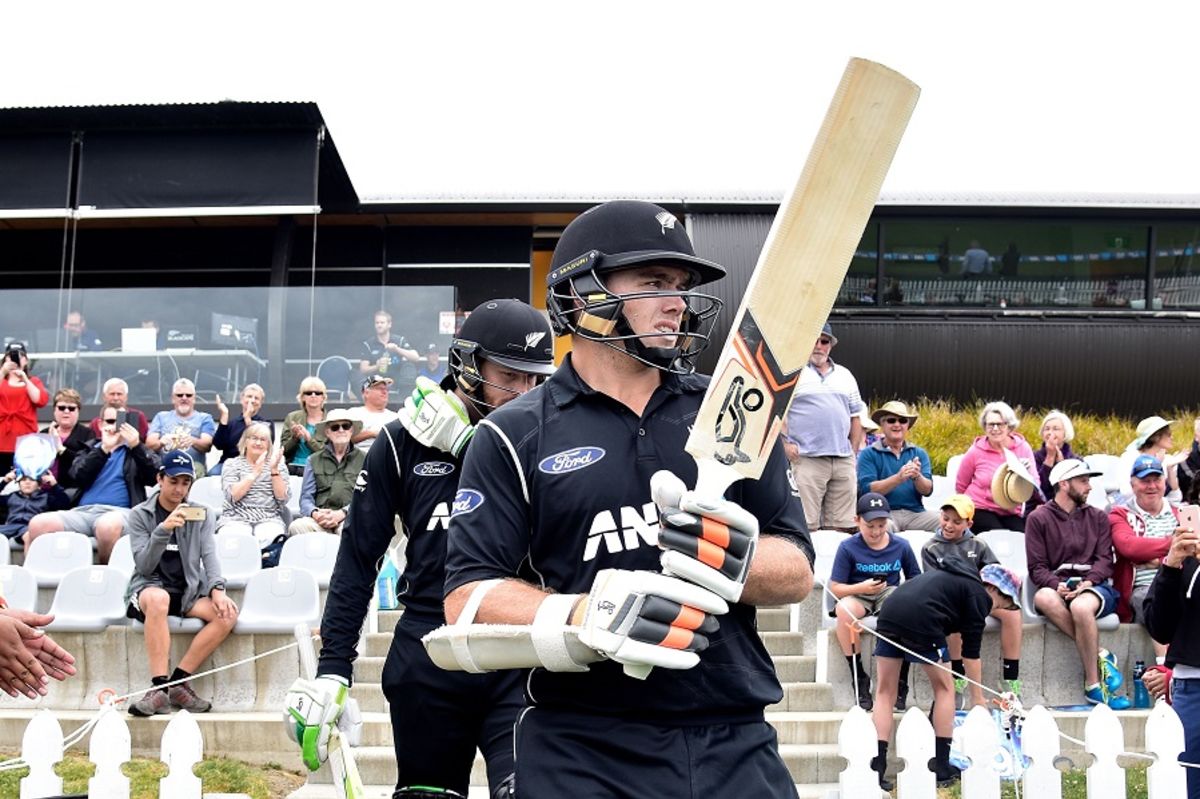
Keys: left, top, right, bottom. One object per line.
{"left": 12, "top": 705, "right": 242, "bottom": 799}
{"left": 835, "top": 702, "right": 1189, "bottom": 799}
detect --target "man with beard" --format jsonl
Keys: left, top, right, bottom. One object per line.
{"left": 1025, "top": 459, "right": 1129, "bottom": 708}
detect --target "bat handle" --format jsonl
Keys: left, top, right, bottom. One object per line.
{"left": 295, "top": 623, "right": 318, "bottom": 680}
{"left": 624, "top": 663, "right": 652, "bottom": 680}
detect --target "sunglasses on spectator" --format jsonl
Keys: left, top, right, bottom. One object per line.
{"left": 175, "top": 392, "right": 195, "bottom": 398}
{"left": 326, "top": 422, "right": 353, "bottom": 432}
{"left": 881, "top": 417, "right": 907, "bottom": 425}
{"left": 817, "top": 338, "right": 833, "bottom": 346}
{"left": 102, "top": 417, "right": 118, "bottom": 425}
{"left": 56, "top": 404, "right": 79, "bottom": 412}
{"left": 303, "top": 390, "right": 325, "bottom": 396}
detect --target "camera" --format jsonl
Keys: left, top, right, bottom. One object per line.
{"left": 4, "top": 342, "right": 25, "bottom": 365}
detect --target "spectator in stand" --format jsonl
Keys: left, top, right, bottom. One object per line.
{"left": 858, "top": 413, "right": 880, "bottom": 452}
{"left": 146, "top": 379, "right": 215, "bottom": 477}
{"left": 1110, "top": 455, "right": 1179, "bottom": 665}
{"left": 24, "top": 407, "right": 159, "bottom": 563}
{"left": 828, "top": 493, "right": 921, "bottom": 710}
{"left": 0, "top": 470, "right": 70, "bottom": 541}
{"left": 1178, "top": 418, "right": 1200, "bottom": 504}
{"left": 0, "top": 343, "right": 48, "bottom": 475}
{"left": 62, "top": 310, "right": 102, "bottom": 352}
{"left": 281, "top": 377, "right": 328, "bottom": 477}
{"left": 1119, "top": 417, "right": 1187, "bottom": 503}
{"left": 41, "top": 389, "right": 94, "bottom": 490}
{"left": 1028, "top": 410, "right": 1076, "bottom": 513}
{"left": 360, "top": 310, "right": 419, "bottom": 376}
{"left": 88, "top": 379, "right": 150, "bottom": 442}
{"left": 783, "top": 322, "right": 864, "bottom": 531}
{"left": 125, "top": 450, "right": 238, "bottom": 717}
{"left": 217, "top": 423, "right": 291, "bottom": 567}
{"left": 347, "top": 374, "right": 399, "bottom": 453}
{"left": 1141, "top": 520, "right": 1200, "bottom": 799}
{"left": 287, "top": 409, "right": 363, "bottom": 537}
{"left": 955, "top": 401, "right": 1037, "bottom": 532}
{"left": 211, "top": 384, "right": 273, "bottom": 475}
{"left": 857, "top": 401, "right": 938, "bottom": 531}
{"left": 921, "top": 494, "right": 1023, "bottom": 705}
{"left": 870, "top": 562, "right": 1021, "bottom": 791}
{"left": 416, "top": 344, "right": 447, "bottom": 384}
{"left": 1026, "top": 459, "right": 1129, "bottom": 708}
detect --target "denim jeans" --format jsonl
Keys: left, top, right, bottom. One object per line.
{"left": 1173, "top": 677, "right": 1200, "bottom": 799}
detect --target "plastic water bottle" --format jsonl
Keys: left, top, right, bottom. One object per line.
{"left": 1133, "top": 660, "right": 1150, "bottom": 709}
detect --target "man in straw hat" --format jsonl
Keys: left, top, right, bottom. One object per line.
{"left": 857, "top": 400, "right": 939, "bottom": 532}
{"left": 1025, "top": 459, "right": 1130, "bottom": 708}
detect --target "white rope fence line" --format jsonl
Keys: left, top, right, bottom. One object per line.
{"left": 821, "top": 581, "right": 1200, "bottom": 772}
{"left": 0, "top": 634, "right": 307, "bottom": 773}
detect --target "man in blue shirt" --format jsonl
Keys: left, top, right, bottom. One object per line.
{"left": 24, "top": 407, "right": 159, "bottom": 563}
{"left": 857, "top": 400, "right": 938, "bottom": 531}
{"left": 146, "top": 378, "right": 216, "bottom": 477}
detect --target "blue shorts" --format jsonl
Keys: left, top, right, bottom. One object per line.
{"left": 1071, "top": 582, "right": 1119, "bottom": 618}
{"left": 874, "top": 636, "right": 949, "bottom": 664}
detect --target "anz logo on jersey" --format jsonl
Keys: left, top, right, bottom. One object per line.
{"left": 427, "top": 502, "right": 451, "bottom": 531}
{"left": 584, "top": 502, "right": 659, "bottom": 561}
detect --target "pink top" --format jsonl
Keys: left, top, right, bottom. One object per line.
{"left": 954, "top": 432, "right": 1036, "bottom": 517}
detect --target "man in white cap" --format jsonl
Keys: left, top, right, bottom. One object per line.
{"left": 347, "top": 373, "right": 399, "bottom": 452}
{"left": 783, "top": 322, "right": 864, "bottom": 531}
{"left": 1025, "top": 459, "right": 1128, "bottom": 708}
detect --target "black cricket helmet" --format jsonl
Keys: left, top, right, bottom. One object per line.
{"left": 449, "top": 299, "right": 556, "bottom": 410}
{"left": 546, "top": 200, "right": 724, "bottom": 374}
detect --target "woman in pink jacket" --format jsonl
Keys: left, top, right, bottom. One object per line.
{"left": 955, "top": 401, "right": 1036, "bottom": 532}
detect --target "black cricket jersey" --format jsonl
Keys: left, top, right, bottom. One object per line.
{"left": 318, "top": 419, "right": 462, "bottom": 682}
{"left": 361, "top": 334, "right": 412, "bottom": 372}
{"left": 875, "top": 559, "right": 993, "bottom": 659}
{"left": 444, "top": 356, "right": 814, "bottom": 722}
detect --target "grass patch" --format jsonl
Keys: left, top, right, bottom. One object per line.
{"left": 935, "top": 763, "right": 1148, "bottom": 798}
{"left": 893, "top": 398, "right": 1200, "bottom": 476}
{"left": 0, "top": 750, "right": 306, "bottom": 798}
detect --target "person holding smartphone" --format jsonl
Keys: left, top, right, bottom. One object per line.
{"left": 827, "top": 493, "right": 921, "bottom": 710}
{"left": 1142, "top": 514, "right": 1200, "bottom": 799}
{"left": 125, "top": 450, "right": 237, "bottom": 717}
{"left": 0, "top": 342, "right": 47, "bottom": 475}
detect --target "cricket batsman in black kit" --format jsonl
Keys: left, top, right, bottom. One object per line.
{"left": 424, "top": 201, "right": 815, "bottom": 798}
{"left": 284, "top": 299, "right": 556, "bottom": 799}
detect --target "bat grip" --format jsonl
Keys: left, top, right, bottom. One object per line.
{"left": 295, "top": 623, "right": 318, "bottom": 680}
{"left": 694, "top": 456, "right": 743, "bottom": 499}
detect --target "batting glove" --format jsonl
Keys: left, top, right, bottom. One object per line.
{"left": 283, "top": 674, "right": 362, "bottom": 771}
{"left": 574, "top": 569, "right": 727, "bottom": 671}
{"left": 651, "top": 470, "right": 760, "bottom": 603}
{"left": 400, "top": 376, "right": 474, "bottom": 457}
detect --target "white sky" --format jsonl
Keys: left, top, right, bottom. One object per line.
{"left": 4, "top": 1, "right": 1199, "bottom": 202}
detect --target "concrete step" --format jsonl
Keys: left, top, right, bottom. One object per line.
{"left": 363, "top": 632, "right": 391, "bottom": 658}
{"left": 352, "top": 656, "right": 385, "bottom": 684}
{"left": 774, "top": 654, "right": 816, "bottom": 684}
{"left": 768, "top": 682, "right": 834, "bottom": 712}
{"left": 757, "top": 605, "right": 793, "bottom": 633}
{"left": 352, "top": 683, "right": 388, "bottom": 713}
{"left": 761, "top": 631, "right": 805, "bottom": 657}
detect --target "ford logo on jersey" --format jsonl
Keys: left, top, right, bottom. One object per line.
{"left": 538, "top": 447, "right": 606, "bottom": 475}
{"left": 451, "top": 489, "right": 485, "bottom": 517}
{"left": 413, "top": 461, "right": 456, "bottom": 477}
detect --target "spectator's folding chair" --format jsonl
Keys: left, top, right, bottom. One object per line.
{"left": 25, "top": 532, "right": 94, "bottom": 588}
{"left": 279, "top": 533, "right": 340, "bottom": 588}
{"left": 46, "top": 566, "right": 130, "bottom": 632}
{"left": 235, "top": 567, "right": 320, "bottom": 634}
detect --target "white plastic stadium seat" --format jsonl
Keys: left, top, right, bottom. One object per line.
{"left": 0, "top": 542, "right": 10, "bottom": 566}
{"left": 24, "top": 532, "right": 94, "bottom": 588}
{"left": 235, "top": 567, "right": 320, "bottom": 633}
{"left": 923, "top": 475, "right": 955, "bottom": 513}
{"left": 46, "top": 566, "right": 130, "bottom": 632}
{"left": 945, "top": 453, "right": 966, "bottom": 481}
{"left": 895, "top": 530, "right": 934, "bottom": 568}
{"left": 975, "top": 529, "right": 1029, "bottom": 577}
{"left": 187, "top": 476, "right": 225, "bottom": 512}
{"left": 108, "top": 535, "right": 135, "bottom": 578}
{"left": 809, "top": 530, "right": 845, "bottom": 587}
{"left": 0, "top": 565, "right": 38, "bottom": 612}
{"left": 213, "top": 531, "right": 262, "bottom": 589}
{"left": 1084, "top": 454, "right": 1123, "bottom": 496}
{"left": 279, "top": 533, "right": 340, "bottom": 588}
{"left": 286, "top": 475, "right": 303, "bottom": 517}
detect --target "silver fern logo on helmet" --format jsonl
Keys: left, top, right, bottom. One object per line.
{"left": 655, "top": 211, "right": 677, "bottom": 234}
{"left": 523, "top": 331, "right": 547, "bottom": 350}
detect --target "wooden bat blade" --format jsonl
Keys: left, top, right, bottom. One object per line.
{"left": 687, "top": 58, "right": 919, "bottom": 489}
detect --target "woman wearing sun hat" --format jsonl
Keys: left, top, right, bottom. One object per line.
{"left": 1118, "top": 416, "right": 1187, "bottom": 502}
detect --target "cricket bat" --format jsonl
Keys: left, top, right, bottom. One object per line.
{"left": 690, "top": 57, "right": 919, "bottom": 498}
{"left": 294, "top": 624, "right": 366, "bottom": 799}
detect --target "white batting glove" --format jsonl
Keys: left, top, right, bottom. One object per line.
{"left": 400, "top": 376, "right": 474, "bottom": 457}
{"left": 575, "top": 569, "right": 728, "bottom": 671}
{"left": 283, "top": 675, "right": 361, "bottom": 771}
{"left": 651, "top": 470, "right": 760, "bottom": 603}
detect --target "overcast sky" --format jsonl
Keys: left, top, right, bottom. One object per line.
{"left": 5, "top": 2, "right": 1199, "bottom": 202}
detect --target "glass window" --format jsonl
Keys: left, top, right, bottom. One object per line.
{"left": 837, "top": 223, "right": 879, "bottom": 306}
{"left": 1152, "top": 223, "right": 1200, "bottom": 309}
{"left": 879, "top": 220, "right": 1147, "bottom": 309}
